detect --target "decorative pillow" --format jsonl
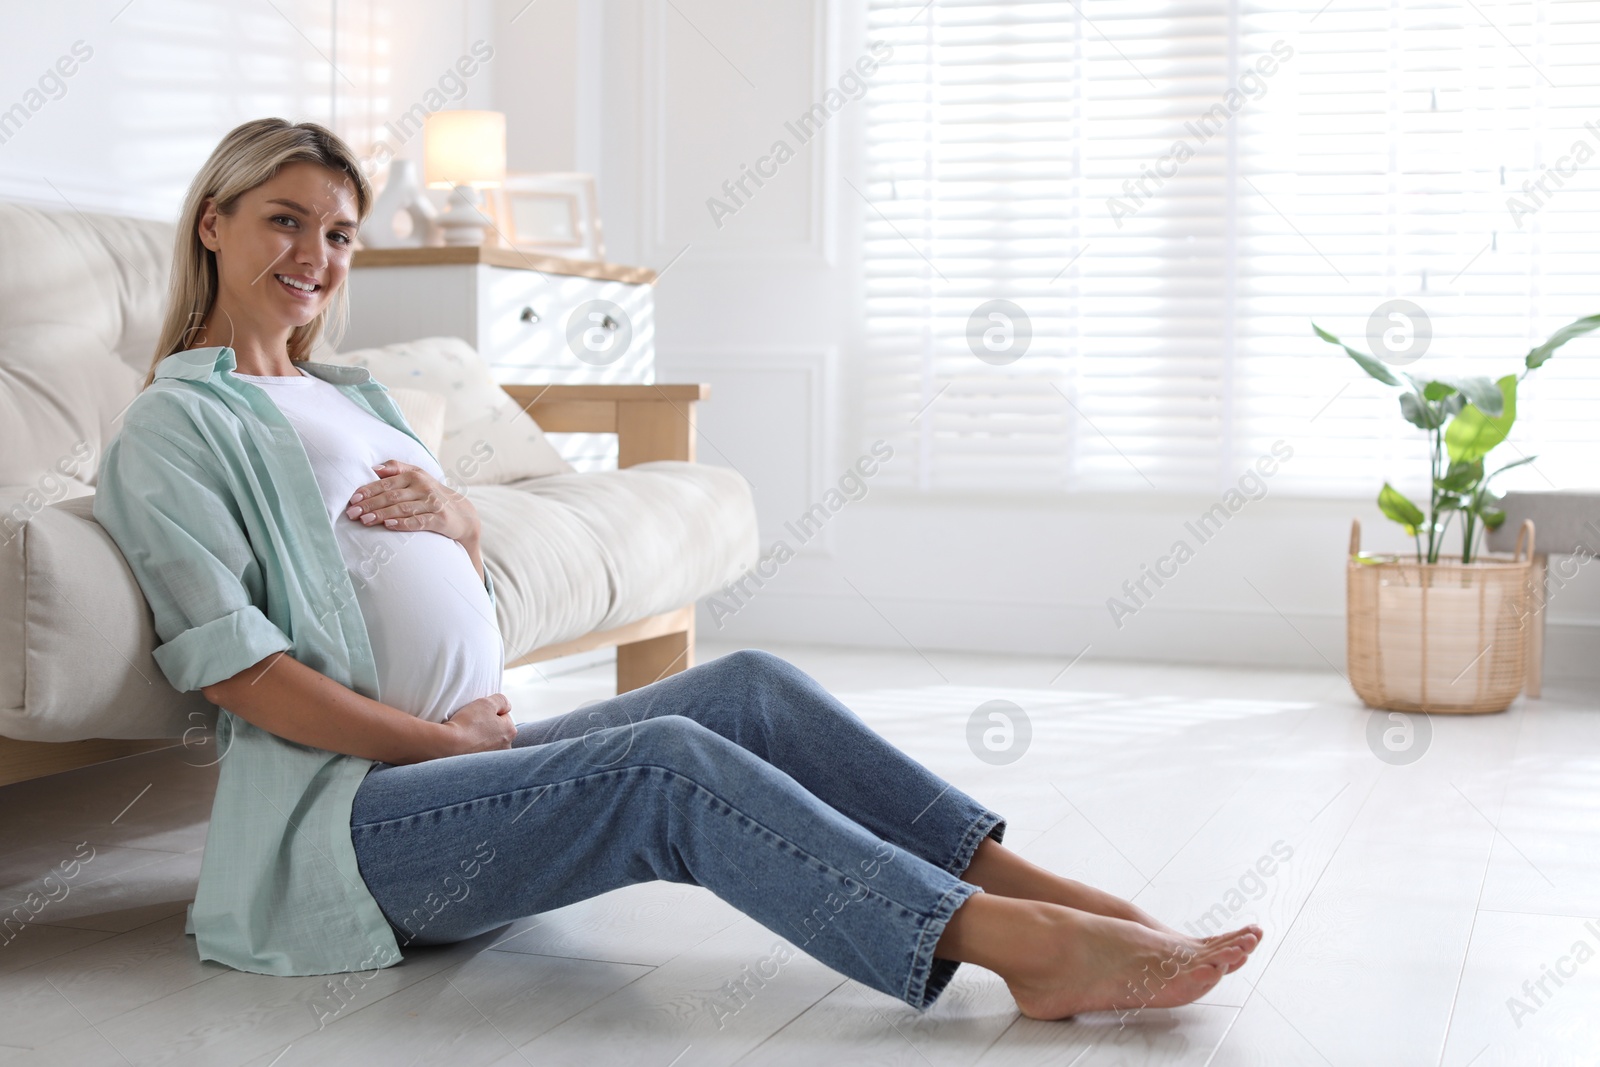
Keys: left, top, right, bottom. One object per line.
{"left": 385, "top": 386, "right": 446, "bottom": 458}
{"left": 317, "top": 336, "right": 573, "bottom": 485}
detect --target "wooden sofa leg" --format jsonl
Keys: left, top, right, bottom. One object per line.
{"left": 0, "top": 738, "right": 180, "bottom": 788}
{"left": 617, "top": 620, "right": 695, "bottom": 694}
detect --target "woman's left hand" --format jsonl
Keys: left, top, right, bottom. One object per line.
{"left": 345, "top": 460, "right": 481, "bottom": 548}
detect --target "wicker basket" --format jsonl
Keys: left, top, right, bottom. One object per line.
{"left": 1346, "top": 518, "right": 1535, "bottom": 714}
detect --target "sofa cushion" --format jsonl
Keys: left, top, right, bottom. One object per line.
{"left": 314, "top": 336, "right": 573, "bottom": 486}
{"left": 0, "top": 461, "right": 758, "bottom": 742}
{"left": 0, "top": 203, "right": 173, "bottom": 493}
{"left": 0, "top": 489, "right": 216, "bottom": 743}
{"left": 477, "top": 460, "right": 760, "bottom": 655}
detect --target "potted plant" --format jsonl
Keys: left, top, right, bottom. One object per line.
{"left": 1312, "top": 312, "right": 1600, "bottom": 713}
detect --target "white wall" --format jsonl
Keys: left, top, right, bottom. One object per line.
{"left": 571, "top": 0, "right": 1600, "bottom": 684}
{"left": 0, "top": 0, "right": 495, "bottom": 219}
{"left": 9, "top": 0, "right": 1592, "bottom": 682}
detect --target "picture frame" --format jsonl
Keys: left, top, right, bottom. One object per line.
{"left": 487, "top": 172, "right": 605, "bottom": 260}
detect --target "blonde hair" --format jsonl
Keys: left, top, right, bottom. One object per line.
{"left": 142, "top": 117, "right": 373, "bottom": 391}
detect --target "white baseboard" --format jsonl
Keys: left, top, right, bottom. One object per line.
{"left": 699, "top": 590, "right": 1600, "bottom": 683}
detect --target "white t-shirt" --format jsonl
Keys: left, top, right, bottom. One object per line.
{"left": 233, "top": 367, "right": 504, "bottom": 724}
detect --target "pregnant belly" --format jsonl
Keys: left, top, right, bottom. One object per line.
{"left": 340, "top": 523, "right": 504, "bottom": 724}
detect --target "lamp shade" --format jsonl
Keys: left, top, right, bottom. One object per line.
{"left": 424, "top": 110, "right": 506, "bottom": 189}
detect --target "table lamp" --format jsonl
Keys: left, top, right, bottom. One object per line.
{"left": 424, "top": 109, "right": 506, "bottom": 246}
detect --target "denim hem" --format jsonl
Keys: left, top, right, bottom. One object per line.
{"left": 903, "top": 880, "right": 981, "bottom": 1010}
{"left": 943, "top": 808, "right": 1007, "bottom": 879}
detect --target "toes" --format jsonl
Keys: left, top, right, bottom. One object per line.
{"left": 1187, "top": 958, "right": 1230, "bottom": 996}
{"left": 1205, "top": 927, "right": 1262, "bottom": 954}
{"left": 1212, "top": 941, "right": 1253, "bottom": 973}
{"left": 1214, "top": 946, "right": 1249, "bottom": 973}
{"left": 1198, "top": 927, "right": 1254, "bottom": 945}
{"left": 1205, "top": 947, "right": 1247, "bottom": 975}
{"left": 1206, "top": 955, "right": 1235, "bottom": 975}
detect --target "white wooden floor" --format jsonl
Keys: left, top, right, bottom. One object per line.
{"left": 3, "top": 641, "right": 1597, "bottom": 1066}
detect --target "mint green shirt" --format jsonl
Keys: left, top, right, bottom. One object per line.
{"left": 92, "top": 345, "right": 495, "bottom": 976}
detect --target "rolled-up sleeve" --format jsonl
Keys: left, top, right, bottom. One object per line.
{"left": 93, "top": 420, "right": 293, "bottom": 694}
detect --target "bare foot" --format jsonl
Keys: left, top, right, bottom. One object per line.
{"left": 956, "top": 840, "right": 1264, "bottom": 974}
{"left": 1140, "top": 917, "right": 1264, "bottom": 974}
{"left": 1002, "top": 907, "right": 1249, "bottom": 1021}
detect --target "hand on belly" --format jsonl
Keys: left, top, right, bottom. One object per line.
{"left": 345, "top": 459, "right": 482, "bottom": 547}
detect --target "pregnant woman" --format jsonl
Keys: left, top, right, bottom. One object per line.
{"left": 94, "top": 118, "right": 1260, "bottom": 1023}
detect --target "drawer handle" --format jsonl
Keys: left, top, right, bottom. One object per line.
{"left": 519, "top": 306, "right": 541, "bottom": 323}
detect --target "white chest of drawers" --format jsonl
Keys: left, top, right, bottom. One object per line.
{"left": 344, "top": 247, "right": 658, "bottom": 469}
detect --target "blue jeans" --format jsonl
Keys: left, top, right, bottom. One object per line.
{"left": 349, "top": 649, "right": 1006, "bottom": 1010}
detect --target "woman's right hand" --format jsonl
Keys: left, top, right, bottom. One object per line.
{"left": 438, "top": 693, "right": 516, "bottom": 757}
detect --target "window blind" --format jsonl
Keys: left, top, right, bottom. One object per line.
{"left": 860, "top": 0, "right": 1600, "bottom": 495}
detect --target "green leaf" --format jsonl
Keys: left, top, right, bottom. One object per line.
{"left": 1422, "top": 380, "right": 1457, "bottom": 401}
{"left": 1428, "top": 375, "right": 1503, "bottom": 417}
{"left": 1378, "top": 482, "right": 1426, "bottom": 536}
{"left": 1445, "top": 375, "right": 1518, "bottom": 463}
{"left": 1526, "top": 312, "right": 1600, "bottom": 370}
{"left": 1436, "top": 458, "right": 1484, "bottom": 493}
{"left": 1399, "top": 392, "right": 1444, "bottom": 429}
{"left": 1314, "top": 323, "right": 1403, "bottom": 387}
{"left": 1482, "top": 508, "right": 1507, "bottom": 529}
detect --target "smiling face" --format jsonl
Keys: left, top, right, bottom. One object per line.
{"left": 196, "top": 160, "right": 360, "bottom": 345}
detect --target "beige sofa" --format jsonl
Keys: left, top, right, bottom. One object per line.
{"left": 0, "top": 201, "right": 758, "bottom": 786}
